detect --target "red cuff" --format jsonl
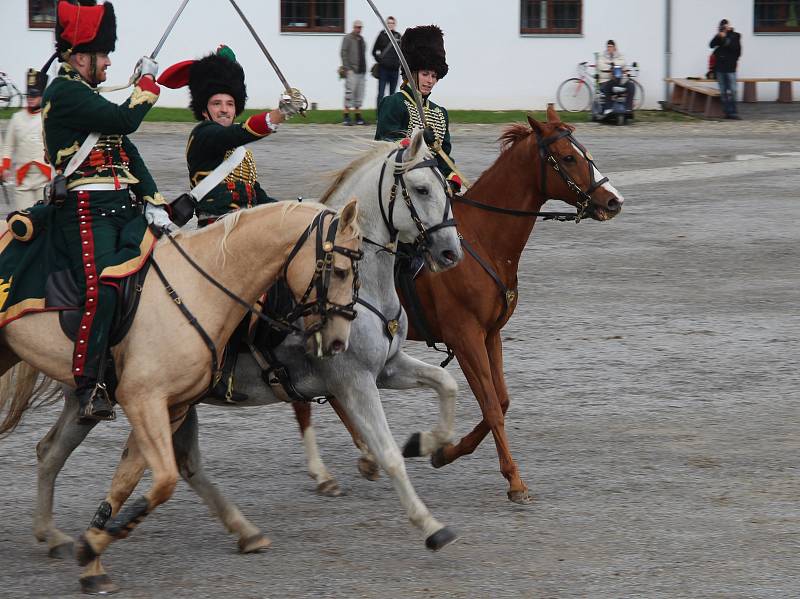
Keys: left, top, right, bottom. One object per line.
{"left": 399, "top": 138, "right": 411, "bottom": 148}
{"left": 243, "top": 112, "right": 271, "bottom": 137}
{"left": 1, "top": 157, "right": 10, "bottom": 172}
{"left": 136, "top": 76, "right": 161, "bottom": 96}
{"left": 448, "top": 174, "right": 462, "bottom": 187}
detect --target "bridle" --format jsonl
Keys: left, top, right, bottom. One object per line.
{"left": 368, "top": 145, "right": 456, "bottom": 255}
{"left": 536, "top": 127, "right": 608, "bottom": 223}
{"left": 151, "top": 209, "right": 363, "bottom": 382}
{"left": 452, "top": 126, "right": 608, "bottom": 223}
{"left": 279, "top": 209, "right": 363, "bottom": 337}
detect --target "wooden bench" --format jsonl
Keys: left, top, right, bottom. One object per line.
{"left": 738, "top": 78, "right": 800, "bottom": 103}
{"left": 665, "top": 78, "right": 723, "bottom": 118}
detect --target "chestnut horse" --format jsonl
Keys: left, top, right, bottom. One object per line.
{"left": 296, "top": 106, "right": 624, "bottom": 502}
{"left": 402, "top": 107, "right": 624, "bottom": 503}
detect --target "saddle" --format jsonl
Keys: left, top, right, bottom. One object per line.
{"left": 45, "top": 260, "right": 151, "bottom": 345}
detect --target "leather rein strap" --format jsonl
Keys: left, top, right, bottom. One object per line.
{"left": 149, "top": 211, "right": 362, "bottom": 384}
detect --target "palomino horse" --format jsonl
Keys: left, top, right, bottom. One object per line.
{"left": 0, "top": 200, "right": 362, "bottom": 593}
{"left": 27, "top": 130, "right": 463, "bottom": 592}
{"left": 400, "top": 106, "right": 625, "bottom": 503}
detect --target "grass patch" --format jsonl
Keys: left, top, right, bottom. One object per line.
{"left": 0, "top": 106, "right": 694, "bottom": 124}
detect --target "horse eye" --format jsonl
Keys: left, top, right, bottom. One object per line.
{"left": 414, "top": 186, "right": 430, "bottom": 196}
{"left": 334, "top": 267, "right": 348, "bottom": 280}
{"left": 563, "top": 155, "right": 576, "bottom": 163}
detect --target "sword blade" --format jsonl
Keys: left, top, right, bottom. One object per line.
{"left": 150, "top": 0, "right": 191, "bottom": 59}
{"left": 227, "top": 0, "right": 292, "bottom": 93}
{"left": 364, "top": 0, "right": 427, "bottom": 129}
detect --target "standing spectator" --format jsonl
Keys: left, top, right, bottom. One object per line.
{"left": 340, "top": 20, "right": 367, "bottom": 125}
{"left": 1, "top": 69, "right": 51, "bottom": 210}
{"left": 710, "top": 19, "right": 742, "bottom": 119}
{"left": 372, "top": 16, "right": 402, "bottom": 106}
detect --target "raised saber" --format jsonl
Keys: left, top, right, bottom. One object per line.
{"left": 363, "top": 0, "right": 471, "bottom": 188}
{"left": 363, "top": 0, "right": 427, "bottom": 129}
{"left": 150, "top": 0, "right": 191, "bottom": 59}
{"left": 227, "top": 0, "right": 292, "bottom": 94}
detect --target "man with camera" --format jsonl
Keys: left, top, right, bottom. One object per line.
{"left": 710, "top": 19, "right": 742, "bottom": 120}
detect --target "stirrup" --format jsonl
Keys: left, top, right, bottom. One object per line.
{"left": 78, "top": 383, "right": 116, "bottom": 423}
{"left": 211, "top": 374, "right": 248, "bottom": 404}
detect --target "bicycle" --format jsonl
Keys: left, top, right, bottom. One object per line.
{"left": 0, "top": 71, "right": 24, "bottom": 110}
{"left": 556, "top": 61, "right": 644, "bottom": 112}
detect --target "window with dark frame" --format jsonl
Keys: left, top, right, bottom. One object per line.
{"left": 29, "top": 0, "right": 56, "bottom": 29}
{"left": 754, "top": 0, "right": 800, "bottom": 32}
{"left": 281, "top": 0, "right": 344, "bottom": 33}
{"left": 520, "top": 0, "right": 582, "bottom": 34}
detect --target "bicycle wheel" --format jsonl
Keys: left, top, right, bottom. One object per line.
{"left": 0, "top": 78, "right": 21, "bottom": 110}
{"left": 631, "top": 79, "right": 644, "bottom": 110}
{"left": 557, "top": 78, "right": 592, "bottom": 112}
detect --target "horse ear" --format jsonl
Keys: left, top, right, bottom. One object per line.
{"left": 546, "top": 103, "right": 560, "bottom": 123}
{"left": 337, "top": 198, "right": 359, "bottom": 236}
{"left": 526, "top": 112, "right": 545, "bottom": 135}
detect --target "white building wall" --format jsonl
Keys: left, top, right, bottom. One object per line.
{"left": 0, "top": 0, "right": 796, "bottom": 110}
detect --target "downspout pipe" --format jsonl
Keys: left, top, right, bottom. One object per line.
{"left": 664, "top": 0, "right": 672, "bottom": 107}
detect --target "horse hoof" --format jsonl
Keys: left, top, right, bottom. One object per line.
{"left": 316, "top": 479, "right": 344, "bottom": 497}
{"left": 507, "top": 489, "right": 535, "bottom": 505}
{"left": 80, "top": 574, "right": 119, "bottom": 595}
{"left": 430, "top": 447, "right": 449, "bottom": 469}
{"left": 358, "top": 457, "right": 380, "bottom": 481}
{"left": 425, "top": 526, "right": 459, "bottom": 551}
{"left": 402, "top": 432, "right": 422, "bottom": 458}
{"left": 48, "top": 541, "right": 75, "bottom": 560}
{"left": 238, "top": 533, "right": 272, "bottom": 554}
{"left": 75, "top": 534, "right": 98, "bottom": 567}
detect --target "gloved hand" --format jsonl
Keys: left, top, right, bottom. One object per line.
{"left": 422, "top": 127, "right": 437, "bottom": 147}
{"left": 448, "top": 175, "right": 462, "bottom": 195}
{"left": 144, "top": 203, "right": 177, "bottom": 232}
{"left": 278, "top": 88, "right": 308, "bottom": 119}
{"left": 133, "top": 56, "right": 159, "bottom": 81}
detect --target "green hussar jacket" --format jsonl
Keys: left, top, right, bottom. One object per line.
{"left": 375, "top": 83, "right": 456, "bottom": 181}
{"left": 41, "top": 64, "right": 165, "bottom": 205}
{"left": 186, "top": 115, "right": 278, "bottom": 220}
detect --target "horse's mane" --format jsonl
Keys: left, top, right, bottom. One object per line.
{"left": 319, "top": 138, "right": 429, "bottom": 204}
{"left": 498, "top": 121, "right": 569, "bottom": 153}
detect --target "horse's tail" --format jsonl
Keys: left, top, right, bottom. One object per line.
{"left": 0, "top": 363, "right": 60, "bottom": 437}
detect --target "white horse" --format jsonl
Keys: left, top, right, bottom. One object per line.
{"left": 28, "top": 130, "right": 464, "bottom": 593}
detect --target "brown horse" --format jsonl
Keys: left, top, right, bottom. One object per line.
{"left": 289, "top": 106, "right": 624, "bottom": 503}
{"left": 403, "top": 106, "right": 624, "bottom": 503}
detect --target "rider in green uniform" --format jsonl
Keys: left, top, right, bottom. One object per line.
{"left": 158, "top": 45, "right": 306, "bottom": 400}
{"left": 43, "top": 0, "right": 173, "bottom": 421}
{"left": 375, "top": 25, "right": 462, "bottom": 194}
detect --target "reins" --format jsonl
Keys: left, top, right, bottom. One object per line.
{"left": 451, "top": 126, "right": 606, "bottom": 223}
{"left": 149, "top": 210, "right": 362, "bottom": 386}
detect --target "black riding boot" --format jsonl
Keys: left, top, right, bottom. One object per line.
{"left": 212, "top": 318, "right": 249, "bottom": 403}
{"left": 75, "top": 376, "right": 115, "bottom": 423}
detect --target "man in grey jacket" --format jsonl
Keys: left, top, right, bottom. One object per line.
{"left": 340, "top": 19, "right": 367, "bottom": 125}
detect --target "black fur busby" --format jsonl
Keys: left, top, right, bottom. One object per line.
{"left": 401, "top": 25, "right": 448, "bottom": 79}
{"left": 188, "top": 47, "right": 247, "bottom": 121}
{"left": 55, "top": 0, "right": 117, "bottom": 60}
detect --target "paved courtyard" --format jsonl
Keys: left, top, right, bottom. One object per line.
{"left": 0, "top": 116, "right": 799, "bottom": 598}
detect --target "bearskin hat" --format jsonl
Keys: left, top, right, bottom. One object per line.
{"left": 55, "top": 1, "right": 117, "bottom": 60}
{"left": 401, "top": 25, "right": 448, "bottom": 80}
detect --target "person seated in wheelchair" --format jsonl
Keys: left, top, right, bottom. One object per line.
{"left": 597, "top": 40, "right": 636, "bottom": 115}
